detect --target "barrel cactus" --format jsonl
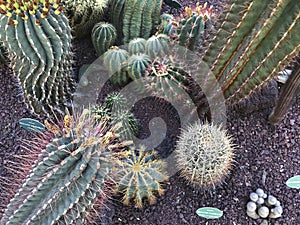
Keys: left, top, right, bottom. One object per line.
{"left": 127, "top": 53, "right": 152, "bottom": 80}
{"left": 103, "top": 46, "right": 130, "bottom": 86}
{"left": 0, "top": 109, "right": 131, "bottom": 224}
{"left": 92, "top": 22, "right": 117, "bottom": 56}
{"left": 128, "top": 38, "right": 147, "bottom": 55}
{"left": 0, "top": 0, "right": 74, "bottom": 117}
{"left": 145, "top": 33, "right": 170, "bottom": 59}
{"left": 175, "top": 121, "right": 235, "bottom": 189}
{"left": 115, "top": 146, "right": 168, "bottom": 208}
{"left": 62, "top": 0, "right": 109, "bottom": 38}
{"left": 110, "top": 0, "right": 163, "bottom": 44}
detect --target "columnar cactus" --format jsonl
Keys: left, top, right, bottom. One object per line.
{"left": 175, "top": 121, "right": 235, "bottom": 189}
{"left": 203, "top": 0, "right": 300, "bottom": 103}
{"left": 0, "top": 0, "right": 74, "bottom": 117}
{"left": 159, "top": 3, "right": 213, "bottom": 51}
{"left": 0, "top": 109, "right": 131, "bottom": 225}
{"left": 91, "top": 22, "right": 117, "bottom": 56}
{"left": 62, "top": 0, "right": 109, "bottom": 38}
{"left": 110, "top": 0, "right": 163, "bottom": 44}
{"left": 128, "top": 38, "right": 147, "bottom": 55}
{"left": 103, "top": 46, "right": 130, "bottom": 85}
{"left": 115, "top": 146, "right": 168, "bottom": 208}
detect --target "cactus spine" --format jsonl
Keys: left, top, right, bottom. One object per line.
{"left": 0, "top": 0, "right": 74, "bottom": 117}
{"left": 103, "top": 46, "right": 130, "bottom": 86}
{"left": 159, "top": 3, "right": 213, "bottom": 51}
{"left": 175, "top": 121, "right": 235, "bottom": 189}
{"left": 115, "top": 146, "right": 168, "bottom": 208}
{"left": 128, "top": 38, "right": 147, "bottom": 55}
{"left": 203, "top": 0, "right": 300, "bottom": 103}
{"left": 0, "top": 109, "right": 131, "bottom": 225}
{"left": 92, "top": 22, "right": 117, "bottom": 56}
{"left": 110, "top": 0, "right": 163, "bottom": 44}
{"left": 62, "top": 0, "right": 109, "bottom": 38}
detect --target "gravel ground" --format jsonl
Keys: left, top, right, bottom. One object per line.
{"left": 0, "top": 0, "right": 299, "bottom": 225}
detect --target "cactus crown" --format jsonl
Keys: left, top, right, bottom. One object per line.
{"left": 0, "top": 0, "right": 64, "bottom": 25}
{"left": 175, "top": 121, "right": 235, "bottom": 189}
{"left": 115, "top": 145, "right": 168, "bottom": 208}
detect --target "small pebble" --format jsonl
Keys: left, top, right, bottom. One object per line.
{"left": 257, "top": 197, "right": 264, "bottom": 205}
{"left": 256, "top": 188, "right": 264, "bottom": 197}
{"left": 250, "top": 192, "right": 259, "bottom": 202}
{"left": 258, "top": 206, "right": 269, "bottom": 218}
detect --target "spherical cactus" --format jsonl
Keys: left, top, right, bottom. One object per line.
{"left": 145, "top": 34, "right": 170, "bottom": 59}
{"left": 128, "top": 38, "right": 147, "bottom": 55}
{"left": 115, "top": 146, "right": 168, "bottom": 208}
{"left": 103, "top": 46, "right": 130, "bottom": 86}
{"left": 175, "top": 121, "right": 235, "bottom": 189}
{"left": 127, "top": 53, "right": 152, "bottom": 80}
{"left": 104, "top": 92, "right": 128, "bottom": 112}
{"left": 92, "top": 22, "right": 117, "bottom": 56}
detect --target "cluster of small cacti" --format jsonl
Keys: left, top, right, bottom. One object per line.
{"left": 203, "top": 0, "right": 300, "bottom": 104}
{"left": 0, "top": 0, "right": 74, "bottom": 117}
{"left": 0, "top": 109, "right": 131, "bottom": 224}
{"left": 246, "top": 188, "right": 283, "bottom": 221}
{"left": 92, "top": 92, "right": 138, "bottom": 141}
{"left": 110, "top": 0, "right": 163, "bottom": 44}
{"left": 159, "top": 3, "right": 213, "bottom": 51}
{"left": 115, "top": 146, "right": 168, "bottom": 208}
{"left": 175, "top": 121, "right": 235, "bottom": 189}
{"left": 103, "top": 33, "right": 169, "bottom": 85}
{"left": 92, "top": 22, "right": 117, "bottom": 56}
{"left": 62, "top": 0, "right": 109, "bottom": 38}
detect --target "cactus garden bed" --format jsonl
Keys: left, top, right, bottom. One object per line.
{"left": 0, "top": 0, "right": 299, "bottom": 225}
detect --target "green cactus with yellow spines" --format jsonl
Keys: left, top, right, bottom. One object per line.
{"left": 203, "top": 0, "right": 300, "bottom": 104}
{"left": 115, "top": 146, "right": 168, "bottom": 208}
{"left": 0, "top": 0, "right": 74, "bottom": 117}
{"left": 0, "top": 109, "right": 132, "bottom": 225}
{"left": 145, "top": 33, "right": 170, "bottom": 59}
{"left": 91, "top": 22, "right": 117, "bottom": 56}
{"left": 128, "top": 37, "right": 147, "bottom": 55}
{"left": 127, "top": 53, "right": 152, "bottom": 80}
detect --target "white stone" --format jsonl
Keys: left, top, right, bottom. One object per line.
{"left": 247, "top": 201, "right": 257, "bottom": 212}
{"left": 250, "top": 192, "right": 259, "bottom": 202}
{"left": 258, "top": 206, "right": 269, "bottom": 218}
{"left": 256, "top": 188, "right": 264, "bottom": 197}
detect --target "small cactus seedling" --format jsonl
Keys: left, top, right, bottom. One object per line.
{"left": 128, "top": 38, "right": 147, "bottom": 55}
{"left": 115, "top": 146, "right": 168, "bottom": 208}
{"left": 175, "top": 121, "right": 235, "bottom": 189}
{"left": 103, "top": 46, "right": 130, "bottom": 86}
{"left": 92, "top": 22, "right": 117, "bottom": 56}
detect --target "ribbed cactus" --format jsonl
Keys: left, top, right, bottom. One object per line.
{"left": 103, "top": 46, "right": 130, "bottom": 86}
{"left": 62, "top": 0, "right": 109, "bottom": 38}
{"left": 0, "top": 42, "right": 6, "bottom": 63}
{"left": 203, "top": 0, "right": 300, "bottom": 104}
{"left": 159, "top": 3, "right": 213, "bottom": 51}
{"left": 128, "top": 38, "right": 147, "bottom": 55}
{"left": 92, "top": 92, "right": 138, "bottom": 141}
{"left": 91, "top": 22, "right": 117, "bottom": 56}
{"left": 127, "top": 53, "right": 152, "bottom": 80}
{"left": 143, "top": 56, "right": 190, "bottom": 101}
{"left": 115, "top": 146, "right": 168, "bottom": 208}
{"left": 0, "top": 0, "right": 74, "bottom": 117}
{"left": 175, "top": 121, "right": 235, "bottom": 189}
{"left": 145, "top": 33, "right": 170, "bottom": 58}
{"left": 110, "top": 0, "right": 163, "bottom": 44}
{"left": 0, "top": 109, "right": 131, "bottom": 225}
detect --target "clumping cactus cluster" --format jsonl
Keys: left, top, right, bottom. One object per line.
{"left": 246, "top": 188, "right": 283, "bottom": 221}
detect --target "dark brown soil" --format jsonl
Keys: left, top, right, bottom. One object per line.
{"left": 0, "top": 1, "right": 299, "bottom": 225}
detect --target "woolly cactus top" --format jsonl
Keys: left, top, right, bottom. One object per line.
{"left": 0, "top": 0, "right": 64, "bottom": 25}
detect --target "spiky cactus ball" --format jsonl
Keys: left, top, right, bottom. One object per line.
{"left": 127, "top": 53, "right": 151, "bottom": 80}
{"left": 115, "top": 146, "right": 168, "bottom": 208}
{"left": 175, "top": 121, "right": 235, "bottom": 189}
{"left": 92, "top": 22, "right": 117, "bottom": 56}
{"left": 145, "top": 33, "right": 170, "bottom": 59}
{"left": 128, "top": 38, "right": 147, "bottom": 55}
